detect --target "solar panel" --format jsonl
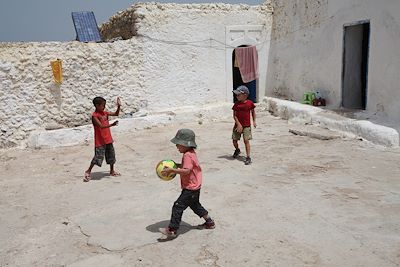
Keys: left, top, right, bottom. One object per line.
{"left": 71, "top": 11, "right": 102, "bottom": 42}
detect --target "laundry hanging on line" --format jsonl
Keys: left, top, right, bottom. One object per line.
{"left": 234, "top": 46, "right": 259, "bottom": 83}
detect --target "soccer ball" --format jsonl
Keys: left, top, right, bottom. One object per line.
{"left": 156, "top": 160, "right": 177, "bottom": 181}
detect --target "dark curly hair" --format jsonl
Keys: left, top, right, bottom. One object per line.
{"left": 92, "top": 97, "right": 106, "bottom": 106}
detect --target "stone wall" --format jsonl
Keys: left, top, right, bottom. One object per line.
{"left": 0, "top": 2, "right": 273, "bottom": 149}
{"left": 100, "top": 5, "right": 138, "bottom": 41}
{"left": 0, "top": 41, "right": 144, "bottom": 148}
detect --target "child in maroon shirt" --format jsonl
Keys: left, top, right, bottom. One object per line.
{"left": 232, "top": 86, "right": 257, "bottom": 165}
{"left": 84, "top": 96, "right": 121, "bottom": 182}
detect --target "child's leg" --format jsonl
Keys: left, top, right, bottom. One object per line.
{"left": 233, "top": 139, "right": 239, "bottom": 150}
{"left": 189, "top": 190, "right": 215, "bottom": 229}
{"left": 86, "top": 163, "right": 95, "bottom": 174}
{"left": 105, "top": 144, "right": 120, "bottom": 176}
{"left": 84, "top": 163, "right": 95, "bottom": 182}
{"left": 109, "top": 164, "right": 120, "bottom": 176}
{"left": 85, "top": 146, "right": 105, "bottom": 182}
{"left": 244, "top": 139, "right": 251, "bottom": 158}
{"left": 168, "top": 190, "right": 191, "bottom": 232}
{"left": 232, "top": 127, "right": 242, "bottom": 158}
{"left": 243, "top": 127, "right": 252, "bottom": 159}
{"left": 189, "top": 190, "right": 208, "bottom": 217}
{"left": 232, "top": 127, "right": 240, "bottom": 150}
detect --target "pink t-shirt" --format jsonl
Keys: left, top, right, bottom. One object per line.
{"left": 180, "top": 149, "right": 202, "bottom": 190}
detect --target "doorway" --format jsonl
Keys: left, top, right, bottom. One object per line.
{"left": 232, "top": 46, "right": 257, "bottom": 103}
{"left": 342, "top": 21, "right": 370, "bottom": 110}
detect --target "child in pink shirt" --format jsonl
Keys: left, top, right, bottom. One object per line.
{"left": 159, "top": 128, "right": 215, "bottom": 240}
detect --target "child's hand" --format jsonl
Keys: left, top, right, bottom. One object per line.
{"left": 236, "top": 125, "right": 243, "bottom": 133}
{"left": 116, "top": 97, "right": 122, "bottom": 107}
{"left": 253, "top": 121, "right": 257, "bottom": 128}
{"left": 161, "top": 167, "right": 175, "bottom": 176}
{"left": 112, "top": 120, "right": 119, "bottom": 126}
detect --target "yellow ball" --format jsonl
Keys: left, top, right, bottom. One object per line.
{"left": 156, "top": 160, "right": 177, "bottom": 181}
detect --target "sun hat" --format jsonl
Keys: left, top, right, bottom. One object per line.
{"left": 171, "top": 129, "right": 197, "bottom": 148}
{"left": 232, "top": 85, "right": 249, "bottom": 95}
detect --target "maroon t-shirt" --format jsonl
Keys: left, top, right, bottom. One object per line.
{"left": 92, "top": 111, "right": 113, "bottom": 147}
{"left": 232, "top": 100, "right": 255, "bottom": 127}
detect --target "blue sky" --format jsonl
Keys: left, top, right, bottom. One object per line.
{"left": 0, "top": 0, "right": 262, "bottom": 42}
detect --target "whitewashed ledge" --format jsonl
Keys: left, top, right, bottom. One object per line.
{"left": 27, "top": 103, "right": 232, "bottom": 149}
{"left": 27, "top": 98, "right": 399, "bottom": 149}
{"left": 260, "top": 97, "right": 399, "bottom": 147}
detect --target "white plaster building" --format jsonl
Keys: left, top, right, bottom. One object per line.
{"left": 266, "top": 0, "right": 400, "bottom": 124}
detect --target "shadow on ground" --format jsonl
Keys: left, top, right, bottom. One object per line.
{"left": 146, "top": 220, "right": 197, "bottom": 234}
{"left": 218, "top": 155, "right": 246, "bottom": 162}
{"left": 217, "top": 155, "right": 235, "bottom": 161}
{"left": 146, "top": 220, "right": 199, "bottom": 242}
{"left": 90, "top": 172, "right": 111, "bottom": 181}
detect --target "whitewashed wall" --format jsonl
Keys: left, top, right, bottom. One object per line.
{"left": 0, "top": 3, "right": 272, "bottom": 148}
{"left": 0, "top": 41, "right": 144, "bottom": 148}
{"left": 266, "top": 0, "right": 400, "bottom": 123}
{"left": 134, "top": 3, "right": 272, "bottom": 111}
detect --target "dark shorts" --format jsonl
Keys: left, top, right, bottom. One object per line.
{"left": 91, "top": 143, "right": 116, "bottom": 167}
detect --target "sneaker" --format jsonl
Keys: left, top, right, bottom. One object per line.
{"left": 233, "top": 148, "right": 241, "bottom": 158}
{"left": 158, "top": 227, "right": 177, "bottom": 239}
{"left": 244, "top": 157, "right": 252, "bottom": 165}
{"left": 198, "top": 220, "right": 215, "bottom": 229}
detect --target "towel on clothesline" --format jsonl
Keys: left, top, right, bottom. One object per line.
{"left": 234, "top": 55, "right": 240, "bottom": 68}
{"left": 234, "top": 46, "right": 259, "bottom": 83}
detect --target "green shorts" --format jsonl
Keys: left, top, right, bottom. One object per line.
{"left": 232, "top": 126, "right": 252, "bottom": 141}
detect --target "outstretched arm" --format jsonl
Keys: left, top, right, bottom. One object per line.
{"left": 109, "top": 97, "right": 121, "bottom": 116}
{"left": 92, "top": 116, "right": 118, "bottom": 128}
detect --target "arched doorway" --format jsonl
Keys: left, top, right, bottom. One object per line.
{"left": 225, "top": 25, "right": 269, "bottom": 104}
{"left": 232, "top": 45, "right": 257, "bottom": 103}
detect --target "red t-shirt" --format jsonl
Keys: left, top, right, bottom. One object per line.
{"left": 92, "top": 111, "right": 113, "bottom": 147}
{"left": 232, "top": 100, "right": 255, "bottom": 127}
{"left": 180, "top": 149, "right": 202, "bottom": 190}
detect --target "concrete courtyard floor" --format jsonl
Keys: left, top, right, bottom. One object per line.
{"left": 1, "top": 110, "right": 400, "bottom": 267}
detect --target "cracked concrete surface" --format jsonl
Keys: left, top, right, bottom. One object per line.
{"left": 1, "top": 111, "right": 400, "bottom": 266}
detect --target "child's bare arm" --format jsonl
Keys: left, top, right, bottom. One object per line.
{"left": 109, "top": 97, "right": 121, "bottom": 116}
{"left": 162, "top": 166, "right": 190, "bottom": 176}
{"left": 251, "top": 109, "right": 257, "bottom": 128}
{"left": 92, "top": 116, "right": 118, "bottom": 128}
{"left": 233, "top": 110, "right": 243, "bottom": 132}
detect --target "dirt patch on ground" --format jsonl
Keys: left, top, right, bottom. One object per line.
{"left": 1, "top": 111, "right": 400, "bottom": 266}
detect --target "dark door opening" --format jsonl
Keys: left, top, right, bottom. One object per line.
{"left": 232, "top": 46, "right": 257, "bottom": 103}
{"left": 342, "top": 21, "right": 370, "bottom": 110}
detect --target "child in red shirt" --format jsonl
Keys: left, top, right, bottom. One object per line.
{"left": 84, "top": 96, "right": 121, "bottom": 182}
{"left": 232, "top": 85, "right": 257, "bottom": 165}
{"left": 159, "top": 128, "right": 215, "bottom": 240}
